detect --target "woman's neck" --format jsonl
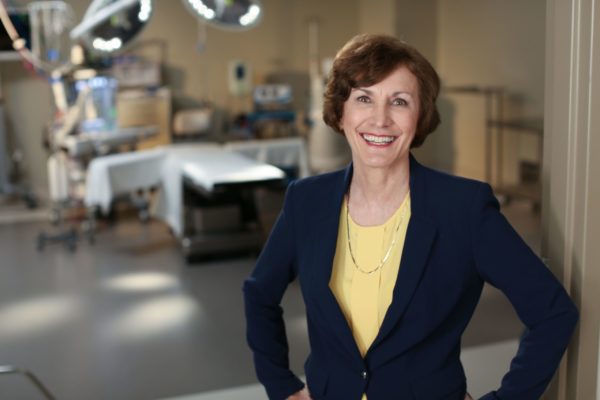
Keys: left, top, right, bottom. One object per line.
{"left": 348, "top": 157, "right": 411, "bottom": 226}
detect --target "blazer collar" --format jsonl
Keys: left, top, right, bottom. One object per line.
{"left": 371, "top": 154, "right": 438, "bottom": 352}
{"left": 311, "top": 154, "right": 425, "bottom": 220}
{"left": 308, "top": 153, "right": 438, "bottom": 366}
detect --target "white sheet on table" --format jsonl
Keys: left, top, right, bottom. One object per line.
{"left": 224, "top": 137, "right": 310, "bottom": 178}
{"left": 85, "top": 142, "right": 297, "bottom": 237}
{"left": 85, "top": 148, "right": 166, "bottom": 213}
{"left": 154, "top": 144, "right": 284, "bottom": 237}
{"left": 152, "top": 144, "right": 220, "bottom": 236}
{"left": 182, "top": 150, "right": 284, "bottom": 191}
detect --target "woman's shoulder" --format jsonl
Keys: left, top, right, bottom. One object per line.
{"left": 414, "top": 161, "right": 497, "bottom": 211}
{"left": 283, "top": 168, "right": 347, "bottom": 214}
{"left": 414, "top": 162, "right": 500, "bottom": 229}
{"left": 417, "top": 161, "right": 489, "bottom": 193}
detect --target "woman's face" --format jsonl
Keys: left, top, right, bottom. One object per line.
{"left": 340, "top": 65, "right": 420, "bottom": 171}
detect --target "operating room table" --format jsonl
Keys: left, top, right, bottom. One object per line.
{"left": 86, "top": 143, "right": 287, "bottom": 260}
{"left": 163, "top": 145, "right": 286, "bottom": 260}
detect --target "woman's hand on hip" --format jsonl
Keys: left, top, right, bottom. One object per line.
{"left": 288, "top": 388, "right": 469, "bottom": 400}
{"left": 287, "top": 387, "right": 311, "bottom": 399}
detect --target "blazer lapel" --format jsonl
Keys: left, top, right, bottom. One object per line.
{"left": 370, "top": 154, "right": 437, "bottom": 350}
{"left": 308, "top": 164, "right": 364, "bottom": 365}
{"left": 307, "top": 155, "right": 438, "bottom": 365}
{"left": 370, "top": 217, "right": 437, "bottom": 350}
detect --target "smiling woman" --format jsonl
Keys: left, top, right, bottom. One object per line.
{"left": 243, "top": 34, "right": 578, "bottom": 400}
{"left": 340, "top": 66, "right": 419, "bottom": 178}
{"left": 323, "top": 34, "right": 440, "bottom": 148}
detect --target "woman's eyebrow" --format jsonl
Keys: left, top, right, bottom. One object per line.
{"left": 353, "top": 87, "right": 373, "bottom": 95}
{"left": 353, "top": 87, "right": 414, "bottom": 98}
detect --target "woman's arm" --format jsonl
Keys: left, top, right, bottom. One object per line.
{"left": 243, "top": 181, "right": 306, "bottom": 399}
{"left": 470, "top": 183, "right": 578, "bottom": 400}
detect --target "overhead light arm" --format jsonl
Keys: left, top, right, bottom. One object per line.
{"left": 71, "top": 0, "right": 142, "bottom": 41}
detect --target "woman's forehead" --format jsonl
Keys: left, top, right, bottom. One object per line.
{"left": 352, "top": 66, "right": 419, "bottom": 95}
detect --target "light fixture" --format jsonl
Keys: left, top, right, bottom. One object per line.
{"left": 181, "top": 0, "right": 262, "bottom": 31}
{"left": 70, "top": 0, "right": 153, "bottom": 55}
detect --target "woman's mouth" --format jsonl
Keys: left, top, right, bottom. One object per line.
{"left": 360, "top": 133, "right": 397, "bottom": 146}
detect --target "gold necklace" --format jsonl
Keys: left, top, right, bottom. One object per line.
{"left": 346, "top": 192, "right": 409, "bottom": 275}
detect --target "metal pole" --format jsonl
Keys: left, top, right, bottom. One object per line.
{"left": 496, "top": 89, "right": 504, "bottom": 188}
{"left": 0, "top": 366, "right": 57, "bottom": 400}
{"left": 484, "top": 90, "right": 493, "bottom": 184}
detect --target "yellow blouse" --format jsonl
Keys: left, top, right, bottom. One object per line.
{"left": 329, "top": 193, "right": 411, "bottom": 400}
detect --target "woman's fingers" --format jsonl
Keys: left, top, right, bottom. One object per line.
{"left": 287, "top": 387, "right": 311, "bottom": 399}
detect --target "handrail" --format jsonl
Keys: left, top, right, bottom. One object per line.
{"left": 0, "top": 365, "right": 56, "bottom": 400}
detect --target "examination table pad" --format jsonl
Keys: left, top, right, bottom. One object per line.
{"left": 223, "top": 137, "right": 310, "bottom": 179}
{"left": 85, "top": 148, "right": 167, "bottom": 214}
{"left": 153, "top": 144, "right": 285, "bottom": 237}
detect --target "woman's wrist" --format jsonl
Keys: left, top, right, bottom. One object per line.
{"left": 287, "top": 387, "right": 311, "bottom": 400}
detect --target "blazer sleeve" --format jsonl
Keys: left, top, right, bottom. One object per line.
{"left": 471, "top": 183, "right": 579, "bottom": 400}
{"left": 243, "top": 181, "right": 305, "bottom": 400}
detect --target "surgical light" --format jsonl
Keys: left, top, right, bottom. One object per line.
{"left": 92, "top": 37, "right": 122, "bottom": 52}
{"left": 186, "top": 0, "right": 215, "bottom": 20}
{"left": 71, "top": 0, "right": 153, "bottom": 55}
{"left": 138, "top": 0, "right": 152, "bottom": 22}
{"left": 239, "top": 4, "right": 260, "bottom": 27}
{"left": 181, "top": 0, "right": 262, "bottom": 30}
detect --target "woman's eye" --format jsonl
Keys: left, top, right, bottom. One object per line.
{"left": 392, "top": 98, "right": 408, "bottom": 106}
{"left": 356, "top": 96, "right": 370, "bottom": 103}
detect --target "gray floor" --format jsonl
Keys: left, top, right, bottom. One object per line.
{"left": 0, "top": 191, "right": 538, "bottom": 400}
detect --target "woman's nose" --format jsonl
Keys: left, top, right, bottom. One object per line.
{"left": 372, "top": 103, "right": 391, "bottom": 127}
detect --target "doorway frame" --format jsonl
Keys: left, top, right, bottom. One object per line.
{"left": 543, "top": 0, "right": 600, "bottom": 398}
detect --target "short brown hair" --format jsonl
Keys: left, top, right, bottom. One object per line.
{"left": 323, "top": 34, "right": 440, "bottom": 148}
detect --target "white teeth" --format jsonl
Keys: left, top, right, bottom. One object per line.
{"left": 361, "top": 134, "right": 395, "bottom": 144}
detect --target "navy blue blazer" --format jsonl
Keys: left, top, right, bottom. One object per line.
{"left": 244, "top": 154, "right": 578, "bottom": 400}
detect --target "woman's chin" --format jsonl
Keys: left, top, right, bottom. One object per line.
{"left": 355, "top": 157, "right": 399, "bottom": 170}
